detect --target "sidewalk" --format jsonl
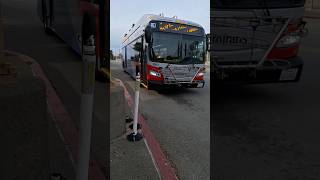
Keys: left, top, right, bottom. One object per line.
{"left": 1, "top": 51, "right": 75, "bottom": 179}
{"left": 109, "top": 80, "right": 161, "bottom": 180}
{"left": 1, "top": 51, "right": 49, "bottom": 179}
{"left": 1, "top": 50, "right": 161, "bottom": 180}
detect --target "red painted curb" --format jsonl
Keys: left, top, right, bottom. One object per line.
{"left": 6, "top": 51, "right": 106, "bottom": 180}
{"left": 117, "top": 79, "right": 179, "bottom": 180}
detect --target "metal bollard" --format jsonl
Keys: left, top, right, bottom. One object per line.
{"left": 76, "top": 35, "right": 96, "bottom": 180}
{"left": 127, "top": 73, "right": 143, "bottom": 142}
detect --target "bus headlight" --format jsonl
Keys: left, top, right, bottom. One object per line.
{"left": 197, "top": 72, "right": 204, "bottom": 77}
{"left": 149, "top": 70, "right": 161, "bottom": 77}
{"left": 276, "top": 35, "right": 301, "bottom": 48}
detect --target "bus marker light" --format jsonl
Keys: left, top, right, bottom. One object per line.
{"left": 275, "top": 34, "right": 301, "bottom": 48}
{"left": 197, "top": 72, "right": 204, "bottom": 77}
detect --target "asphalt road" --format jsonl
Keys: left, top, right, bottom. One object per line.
{"left": 2, "top": 0, "right": 108, "bottom": 171}
{"left": 213, "top": 18, "right": 320, "bottom": 180}
{"left": 111, "top": 60, "right": 210, "bottom": 180}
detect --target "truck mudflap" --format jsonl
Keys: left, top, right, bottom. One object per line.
{"left": 213, "top": 56, "right": 303, "bottom": 84}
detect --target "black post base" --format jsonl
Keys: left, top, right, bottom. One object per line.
{"left": 125, "top": 116, "right": 133, "bottom": 123}
{"left": 129, "top": 123, "right": 142, "bottom": 130}
{"left": 127, "top": 132, "right": 143, "bottom": 142}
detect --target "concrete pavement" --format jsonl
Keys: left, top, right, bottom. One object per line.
{"left": 0, "top": 51, "right": 49, "bottom": 180}
{"left": 109, "top": 79, "right": 161, "bottom": 180}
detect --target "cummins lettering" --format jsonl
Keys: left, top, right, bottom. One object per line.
{"left": 212, "top": 34, "right": 248, "bottom": 45}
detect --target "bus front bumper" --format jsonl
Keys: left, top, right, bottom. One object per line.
{"left": 149, "top": 80, "right": 205, "bottom": 88}
{"left": 213, "top": 56, "right": 303, "bottom": 84}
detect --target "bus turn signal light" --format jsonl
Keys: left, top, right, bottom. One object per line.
{"left": 268, "top": 20, "right": 307, "bottom": 60}
{"left": 147, "top": 64, "right": 164, "bottom": 81}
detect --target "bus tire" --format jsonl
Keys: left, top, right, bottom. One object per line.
{"left": 82, "top": 14, "right": 106, "bottom": 82}
{"left": 147, "top": 81, "right": 156, "bottom": 90}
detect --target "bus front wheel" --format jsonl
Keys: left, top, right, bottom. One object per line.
{"left": 147, "top": 81, "right": 157, "bottom": 90}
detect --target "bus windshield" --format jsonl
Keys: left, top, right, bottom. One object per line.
{"left": 150, "top": 32, "right": 205, "bottom": 64}
{"left": 213, "top": 0, "right": 305, "bottom": 9}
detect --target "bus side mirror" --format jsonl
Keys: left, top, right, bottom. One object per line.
{"left": 145, "top": 26, "right": 152, "bottom": 43}
{"left": 206, "top": 34, "right": 210, "bottom": 51}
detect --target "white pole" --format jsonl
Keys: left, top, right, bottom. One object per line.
{"left": 133, "top": 73, "right": 140, "bottom": 135}
{"left": 76, "top": 35, "right": 96, "bottom": 180}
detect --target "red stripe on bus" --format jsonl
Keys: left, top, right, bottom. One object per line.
{"left": 267, "top": 45, "right": 300, "bottom": 59}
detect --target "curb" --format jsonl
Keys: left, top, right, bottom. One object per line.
{"left": 116, "top": 78, "right": 179, "bottom": 180}
{"left": 5, "top": 50, "right": 106, "bottom": 180}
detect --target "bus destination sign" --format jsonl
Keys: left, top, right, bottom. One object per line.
{"left": 150, "top": 21, "right": 203, "bottom": 36}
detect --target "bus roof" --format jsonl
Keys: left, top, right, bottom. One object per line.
{"left": 122, "top": 14, "right": 204, "bottom": 45}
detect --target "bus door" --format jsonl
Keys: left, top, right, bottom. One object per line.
{"left": 48, "top": 0, "right": 54, "bottom": 26}
{"left": 129, "top": 37, "right": 143, "bottom": 78}
{"left": 53, "top": 0, "right": 77, "bottom": 50}
{"left": 122, "top": 47, "right": 127, "bottom": 70}
{"left": 141, "top": 41, "right": 148, "bottom": 84}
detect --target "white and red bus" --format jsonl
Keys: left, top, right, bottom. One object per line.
{"left": 37, "top": 0, "right": 107, "bottom": 79}
{"left": 211, "top": 0, "right": 308, "bottom": 83}
{"left": 122, "top": 14, "right": 208, "bottom": 89}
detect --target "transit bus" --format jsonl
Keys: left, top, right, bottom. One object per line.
{"left": 122, "top": 14, "right": 208, "bottom": 89}
{"left": 36, "top": 0, "right": 107, "bottom": 80}
{"left": 211, "top": 0, "right": 308, "bottom": 83}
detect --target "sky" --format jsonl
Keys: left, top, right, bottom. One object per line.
{"left": 110, "top": 0, "right": 210, "bottom": 53}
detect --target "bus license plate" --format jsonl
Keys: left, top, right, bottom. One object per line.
{"left": 175, "top": 72, "right": 186, "bottom": 76}
{"left": 279, "top": 68, "right": 298, "bottom": 81}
